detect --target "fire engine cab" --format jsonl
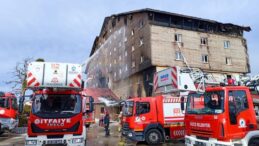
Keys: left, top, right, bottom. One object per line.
{"left": 185, "top": 86, "right": 259, "bottom": 146}
{"left": 0, "top": 91, "right": 18, "bottom": 135}
{"left": 122, "top": 66, "right": 201, "bottom": 145}
{"left": 19, "top": 62, "right": 93, "bottom": 146}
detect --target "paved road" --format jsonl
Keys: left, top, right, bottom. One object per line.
{"left": 0, "top": 123, "right": 184, "bottom": 146}
{"left": 87, "top": 122, "right": 184, "bottom": 146}
{"left": 0, "top": 133, "right": 25, "bottom": 146}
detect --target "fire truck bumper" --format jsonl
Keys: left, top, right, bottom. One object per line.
{"left": 122, "top": 129, "right": 144, "bottom": 142}
{"left": 185, "top": 135, "right": 243, "bottom": 146}
{"left": 25, "top": 134, "right": 86, "bottom": 146}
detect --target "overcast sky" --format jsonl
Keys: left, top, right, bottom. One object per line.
{"left": 0, "top": 0, "right": 258, "bottom": 92}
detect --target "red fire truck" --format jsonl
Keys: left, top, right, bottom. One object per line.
{"left": 122, "top": 66, "right": 201, "bottom": 145}
{"left": 81, "top": 90, "right": 95, "bottom": 128}
{"left": 185, "top": 86, "right": 259, "bottom": 146}
{"left": 0, "top": 91, "right": 18, "bottom": 135}
{"left": 19, "top": 62, "right": 93, "bottom": 146}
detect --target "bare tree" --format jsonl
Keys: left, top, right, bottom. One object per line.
{"left": 5, "top": 58, "right": 33, "bottom": 96}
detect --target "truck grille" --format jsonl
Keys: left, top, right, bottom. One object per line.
{"left": 31, "top": 122, "right": 80, "bottom": 133}
{"left": 191, "top": 129, "right": 213, "bottom": 137}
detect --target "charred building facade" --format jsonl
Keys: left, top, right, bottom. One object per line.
{"left": 86, "top": 8, "right": 251, "bottom": 98}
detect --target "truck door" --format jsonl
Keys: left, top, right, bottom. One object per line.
{"left": 227, "top": 90, "right": 252, "bottom": 138}
{"left": 134, "top": 102, "right": 153, "bottom": 130}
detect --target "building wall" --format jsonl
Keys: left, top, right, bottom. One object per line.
{"left": 86, "top": 10, "right": 250, "bottom": 99}
{"left": 150, "top": 25, "right": 249, "bottom": 73}
{"left": 94, "top": 103, "right": 120, "bottom": 121}
{"left": 86, "top": 13, "right": 154, "bottom": 98}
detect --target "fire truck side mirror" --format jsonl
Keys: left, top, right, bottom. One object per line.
{"left": 180, "top": 96, "right": 185, "bottom": 111}
{"left": 18, "top": 96, "right": 25, "bottom": 113}
{"left": 88, "top": 96, "right": 94, "bottom": 112}
{"left": 81, "top": 80, "right": 85, "bottom": 89}
{"left": 256, "top": 85, "right": 259, "bottom": 94}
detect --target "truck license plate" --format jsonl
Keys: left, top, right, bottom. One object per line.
{"left": 194, "top": 141, "right": 206, "bottom": 146}
{"left": 47, "top": 140, "right": 63, "bottom": 144}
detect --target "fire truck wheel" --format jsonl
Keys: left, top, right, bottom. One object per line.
{"left": 145, "top": 129, "right": 162, "bottom": 145}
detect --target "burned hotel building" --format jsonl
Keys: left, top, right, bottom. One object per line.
{"left": 85, "top": 8, "right": 251, "bottom": 98}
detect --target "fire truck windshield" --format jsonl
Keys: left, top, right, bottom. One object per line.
{"left": 122, "top": 101, "right": 133, "bottom": 116}
{"left": 186, "top": 91, "right": 225, "bottom": 114}
{"left": 0, "top": 97, "right": 9, "bottom": 108}
{"left": 32, "top": 94, "right": 81, "bottom": 117}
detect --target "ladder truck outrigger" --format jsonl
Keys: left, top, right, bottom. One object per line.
{"left": 121, "top": 65, "right": 216, "bottom": 145}
{"left": 19, "top": 62, "right": 94, "bottom": 146}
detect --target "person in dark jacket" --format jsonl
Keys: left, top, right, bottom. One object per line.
{"left": 103, "top": 112, "right": 110, "bottom": 136}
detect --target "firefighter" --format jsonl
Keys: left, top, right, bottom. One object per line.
{"left": 208, "top": 93, "right": 221, "bottom": 109}
{"left": 104, "top": 111, "right": 110, "bottom": 136}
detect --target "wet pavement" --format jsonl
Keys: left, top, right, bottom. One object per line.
{"left": 87, "top": 122, "right": 185, "bottom": 146}
{"left": 0, "top": 133, "right": 25, "bottom": 146}
{"left": 0, "top": 122, "right": 185, "bottom": 146}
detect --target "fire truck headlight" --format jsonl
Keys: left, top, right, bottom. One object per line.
{"left": 26, "top": 140, "right": 37, "bottom": 145}
{"left": 128, "top": 132, "right": 133, "bottom": 137}
{"left": 185, "top": 138, "right": 191, "bottom": 144}
{"left": 72, "top": 138, "right": 84, "bottom": 143}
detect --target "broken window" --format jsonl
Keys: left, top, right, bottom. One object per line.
{"left": 125, "top": 64, "right": 128, "bottom": 71}
{"left": 171, "top": 16, "right": 183, "bottom": 27}
{"left": 175, "top": 51, "right": 183, "bottom": 60}
{"left": 201, "top": 37, "right": 208, "bottom": 45}
{"left": 139, "top": 19, "right": 144, "bottom": 28}
{"left": 154, "top": 13, "right": 170, "bottom": 25}
{"left": 140, "top": 55, "right": 144, "bottom": 63}
{"left": 183, "top": 19, "right": 193, "bottom": 29}
{"left": 202, "top": 55, "right": 209, "bottom": 63}
{"left": 124, "top": 17, "right": 127, "bottom": 25}
{"left": 112, "top": 19, "right": 116, "bottom": 28}
{"left": 140, "top": 37, "right": 144, "bottom": 46}
{"left": 226, "top": 57, "right": 232, "bottom": 65}
{"left": 131, "top": 45, "right": 135, "bottom": 52}
{"left": 101, "top": 107, "right": 105, "bottom": 113}
{"left": 131, "top": 29, "right": 134, "bottom": 36}
{"left": 198, "top": 21, "right": 207, "bottom": 30}
{"left": 132, "top": 61, "right": 136, "bottom": 68}
{"left": 224, "top": 41, "right": 230, "bottom": 49}
{"left": 175, "top": 34, "right": 182, "bottom": 42}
